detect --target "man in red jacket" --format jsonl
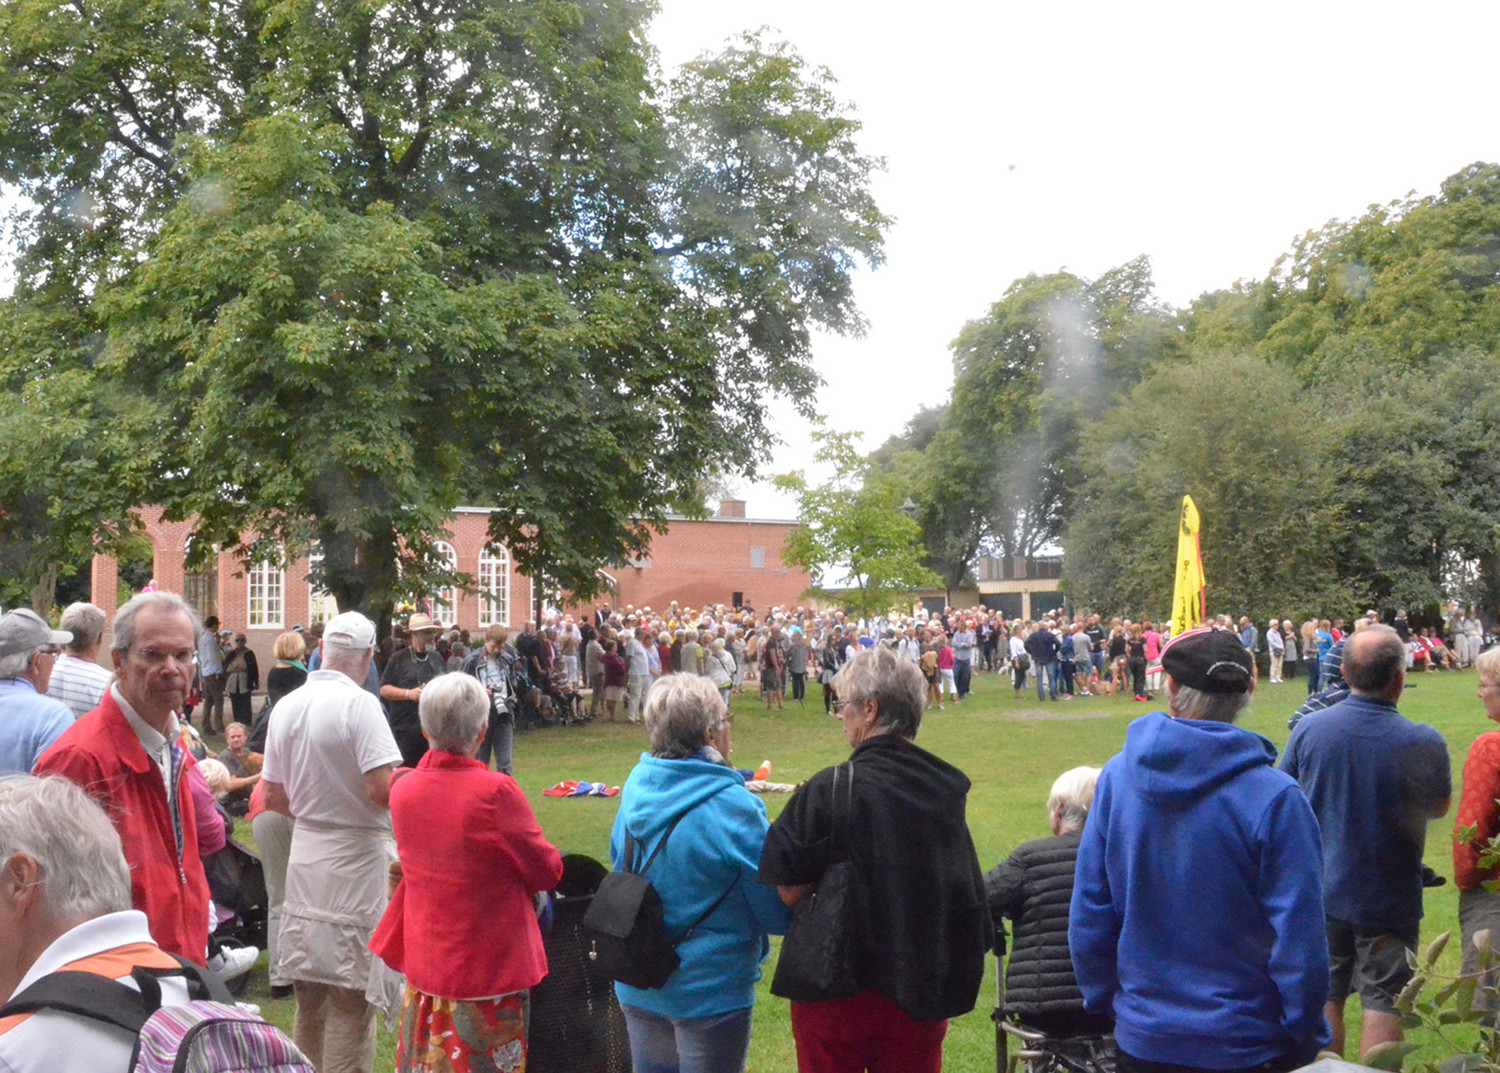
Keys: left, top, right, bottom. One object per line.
{"left": 33, "top": 592, "right": 210, "bottom": 965}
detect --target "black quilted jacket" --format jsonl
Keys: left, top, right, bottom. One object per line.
{"left": 985, "top": 829, "right": 1110, "bottom": 1032}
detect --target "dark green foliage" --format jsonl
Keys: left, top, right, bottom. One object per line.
{"left": 0, "top": 0, "right": 888, "bottom": 623}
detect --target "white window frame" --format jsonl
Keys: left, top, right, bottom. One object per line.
{"left": 248, "top": 561, "right": 284, "bottom": 629}
{"left": 306, "top": 546, "right": 338, "bottom": 625}
{"left": 478, "top": 544, "right": 510, "bottom": 628}
{"left": 432, "top": 541, "right": 459, "bottom": 625}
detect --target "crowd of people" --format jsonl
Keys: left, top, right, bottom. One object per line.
{"left": 1, "top": 588, "right": 1497, "bottom": 1073}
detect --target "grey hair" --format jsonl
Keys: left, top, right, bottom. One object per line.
{"left": 0, "top": 775, "right": 131, "bottom": 924}
{"left": 60, "top": 602, "right": 107, "bottom": 653}
{"left": 1169, "top": 683, "right": 1251, "bottom": 723}
{"left": 111, "top": 592, "right": 202, "bottom": 656}
{"left": 419, "top": 673, "right": 488, "bottom": 753}
{"left": 1343, "top": 624, "right": 1407, "bottom": 694}
{"left": 832, "top": 646, "right": 925, "bottom": 739}
{"left": 1047, "top": 766, "right": 1100, "bottom": 832}
{"left": 0, "top": 646, "right": 41, "bottom": 679}
{"left": 1476, "top": 645, "right": 1500, "bottom": 686}
{"left": 321, "top": 640, "right": 373, "bottom": 678}
{"left": 644, "top": 674, "right": 726, "bottom": 759}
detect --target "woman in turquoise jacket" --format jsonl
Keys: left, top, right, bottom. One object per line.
{"left": 610, "top": 673, "right": 790, "bottom": 1073}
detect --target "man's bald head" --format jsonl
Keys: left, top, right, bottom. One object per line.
{"left": 1342, "top": 624, "right": 1407, "bottom": 700}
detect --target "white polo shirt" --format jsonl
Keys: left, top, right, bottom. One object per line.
{"left": 0, "top": 911, "right": 191, "bottom": 1073}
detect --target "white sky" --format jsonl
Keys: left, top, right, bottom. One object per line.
{"left": 650, "top": 0, "right": 1500, "bottom": 516}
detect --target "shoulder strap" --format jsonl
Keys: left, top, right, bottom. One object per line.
{"left": 628, "top": 809, "right": 692, "bottom": 877}
{"left": 830, "top": 762, "right": 855, "bottom": 863}
{"left": 0, "top": 953, "right": 230, "bottom": 1032}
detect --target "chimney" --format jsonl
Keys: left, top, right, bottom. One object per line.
{"left": 718, "top": 498, "right": 747, "bottom": 519}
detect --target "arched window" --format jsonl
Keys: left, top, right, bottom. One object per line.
{"left": 248, "top": 561, "right": 284, "bottom": 628}
{"left": 478, "top": 545, "right": 510, "bottom": 627}
{"left": 182, "top": 536, "right": 217, "bottom": 622}
{"left": 431, "top": 541, "right": 458, "bottom": 625}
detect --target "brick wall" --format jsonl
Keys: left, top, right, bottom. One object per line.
{"left": 89, "top": 508, "right": 813, "bottom": 673}
{"left": 606, "top": 515, "right": 810, "bottom": 613}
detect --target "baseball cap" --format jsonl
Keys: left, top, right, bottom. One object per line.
{"left": 0, "top": 609, "right": 72, "bottom": 658}
{"left": 1161, "top": 627, "right": 1253, "bottom": 694}
{"left": 323, "top": 611, "right": 376, "bottom": 649}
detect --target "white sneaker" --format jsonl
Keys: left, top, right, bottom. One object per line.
{"left": 208, "top": 944, "right": 260, "bottom": 982}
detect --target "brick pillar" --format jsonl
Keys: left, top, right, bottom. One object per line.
{"left": 91, "top": 554, "right": 119, "bottom": 618}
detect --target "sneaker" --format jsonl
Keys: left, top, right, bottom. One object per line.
{"left": 208, "top": 944, "right": 260, "bottom": 983}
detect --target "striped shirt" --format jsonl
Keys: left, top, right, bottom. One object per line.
{"left": 46, "top": 654, "right": 112, "bottom": 719}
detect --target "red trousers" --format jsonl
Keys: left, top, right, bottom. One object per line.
{"left": 791, "top": 990, "right": 948, "bottom": 1073}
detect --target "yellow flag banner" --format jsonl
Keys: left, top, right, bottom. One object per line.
{"left": 1169, "top": 495, "right": 1205, "bottom": 637}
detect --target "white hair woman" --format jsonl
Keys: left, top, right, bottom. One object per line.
{"left": 370, "top": 673, "right": 563, "bottom": 1072}
{"left": 985, "top": 766, "right": 1113, "bottom": 1039}
{"left": 705, "top": 637, "right": 736, "bottom": 707}
{"left": 610, "top": 674, "right": 790, "bottom": 1073}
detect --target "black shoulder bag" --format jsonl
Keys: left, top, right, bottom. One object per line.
{"left": 583, "top": 809, "right": 740, "bottom": 990}
{"left": 771, "top": 761, "right": 862, "bottom": 1002}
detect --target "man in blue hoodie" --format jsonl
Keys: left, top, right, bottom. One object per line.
{"left": 1070, "top": 627, "right": 1330, "bottom": 1073}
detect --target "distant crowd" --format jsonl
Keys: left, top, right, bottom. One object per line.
{"left": 1, "top": 590, "right": 1496, "bottom": 1073}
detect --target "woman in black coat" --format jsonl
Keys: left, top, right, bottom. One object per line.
{"left": 986, "top": 766, "right": 1114, "bottom": 1039}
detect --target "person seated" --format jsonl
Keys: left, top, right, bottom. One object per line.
{"left": 986, "top": 766, "right": 1115, "bottom": 1041}
{"left": 1426, "top": 629, "right": 1454, "bottom": 670}
{"left": 547, "top": 656, "right": 582, "bottom": 718}
{"left": 0, "top": 775, "right": 204, "bottom": 1071}
{"left": 216, "top": 722, "right": 261, "bottom": 817}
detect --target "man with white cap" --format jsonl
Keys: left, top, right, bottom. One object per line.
{"left": 261, "top": 610, "right": 401, "bottom": 1073}
{"left": 0, "top": 609, "right": 73, "bottom": 775}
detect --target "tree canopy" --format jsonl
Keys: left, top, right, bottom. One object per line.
{"left": 774, "top": 425, "right": 939, "bottom": 620}
{"left": 886, "top": 162, "right": 1500, "bottom": 625}
{"left": 0, "top": 0, "right": 889, "bottom": 622}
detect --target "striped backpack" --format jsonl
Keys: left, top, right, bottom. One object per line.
{"left": 0, "top": 947, "right": 314, "bottom": 1073}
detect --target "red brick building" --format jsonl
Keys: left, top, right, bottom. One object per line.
{"left": 90, "top": 500, "right": 810, "bottom": 644}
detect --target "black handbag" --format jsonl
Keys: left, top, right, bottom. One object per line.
{"left": 583, "top": 809, "right": 738, "bottom": 990}
{"left": 770, "top": 762, "right": 861, "bottom": 1002}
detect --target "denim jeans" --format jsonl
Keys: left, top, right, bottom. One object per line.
{"left": 1036, "top": 660, "right": 1059, "bottom": 700}
{"left": 620, "top": 1004, "right": 752, "bottom": 1073}
{"left": 476, "top": 706, "right": 514, "bottom": 774}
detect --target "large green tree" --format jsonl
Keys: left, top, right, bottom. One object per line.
{"left": 1063, "top": 350, "right": 1354, "bottom": 620}
{"left": 936, "top": 256, "right": 1179, "bottom": 562}
{"left": 0, "top": 1, "right": 888, "bottom": 626}
{"left": 774, "top": 426, "right": 939, "bottom": 620}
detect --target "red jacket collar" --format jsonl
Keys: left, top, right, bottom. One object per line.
{"left": 95, "top": 690, "right": 165, "bottom": 776}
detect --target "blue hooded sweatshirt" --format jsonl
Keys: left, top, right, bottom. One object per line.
{"left": 610, "top": 752, "right": 790, "bottom": 1019}
{"left": 1070, "top": 711, "right": 1330, "bottom": 1067}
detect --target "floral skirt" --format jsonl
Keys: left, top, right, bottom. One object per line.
{"left": 396, "top": 985, "right": 530, "bottom": 1073}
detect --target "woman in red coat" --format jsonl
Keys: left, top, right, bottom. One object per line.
{"left": 371, "top": 673, "right": 563, "bottom": 1073}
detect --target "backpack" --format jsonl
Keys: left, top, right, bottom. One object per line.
{"left": 0, "top": 955, "right": 314, "bottom": 1073}
{"left": 581, "top": 808, "right": 739, "bottom": 990}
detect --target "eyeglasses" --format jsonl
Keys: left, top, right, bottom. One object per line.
{"left": 134, "top": 647, "right": 197, "bottom": 669}
{"left": 831, "top": 699, "right": 857, "bottom": 715}
{"left": 37, "top": 646, "right": 61, "bottom": 657}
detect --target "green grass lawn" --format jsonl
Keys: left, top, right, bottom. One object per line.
{"left": 224, "top": 664, "right": 1491, "bottom": 1070}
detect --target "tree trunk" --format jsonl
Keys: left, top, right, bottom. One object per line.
{"left": 30, "top": 562, "right": 58, "bottom": 617}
